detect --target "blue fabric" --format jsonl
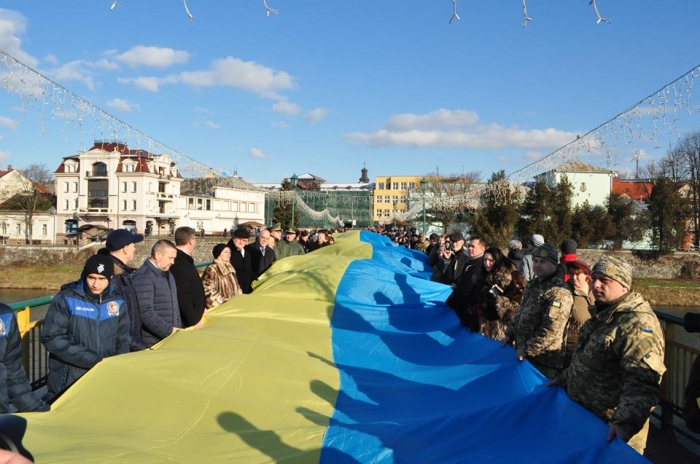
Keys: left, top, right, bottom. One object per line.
{"left": 360, "top": 231, "right": 431, "bottom": 280}
{"left": 321, "top": 234, "right": 648, "bottom": 463}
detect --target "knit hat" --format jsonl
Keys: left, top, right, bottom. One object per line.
{"left": 106, "top": 229, "right": 144, "bottom": 251}
{"left": 507, "top": 239, "right": 522, "bottom": 251}
{"left": 591, "top": 256, "right": 633, "bottom": 289}
{"left": 529, "top": 234, "right": 545, "bottom": 247}
{"left": 531, "top": 244, "right": 558, "bottom": 265}
{"left": 560, "top": 239, "right": 578, "bottom": 255}
{"left": 81, "top": 254, "right": 114, "bottom": 280}
{"left": 212, "top": 243, "right": 227, "bottom": 259}
{"left": 567, "top": 259, "right": 591, "bottom": 275}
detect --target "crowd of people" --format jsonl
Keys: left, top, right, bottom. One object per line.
{"left": 0, "top": 224, "right": 695, "bottom": 456}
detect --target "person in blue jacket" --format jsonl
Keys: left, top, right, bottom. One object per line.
{"left": 41, "top": 254, "right": 130, "bottom": 401}
{"left": 0, "top": 303, "right": 48, "bottom": 413}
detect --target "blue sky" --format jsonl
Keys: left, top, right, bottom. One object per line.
{"left": 1, "top": 1, "right": 700, "bottom": 184}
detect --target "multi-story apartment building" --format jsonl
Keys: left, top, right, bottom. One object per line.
{"left": 53, "top": 142, "right": 266, "bottom": 242}
{"left": 372, "top": 175, "right": 423, "bottom": 226}
{"left": 54, "top": 142, "right": 182, "bottom": 241}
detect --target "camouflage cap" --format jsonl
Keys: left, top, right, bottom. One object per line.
{"left": 591, "top": 256, "right": 633, "bottom": 289}
{"left": 531, "top": 243, "right": 558, "bottom": 265}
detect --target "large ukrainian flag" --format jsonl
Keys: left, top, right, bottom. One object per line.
{"left": 20, "top": 231, "right": 646, "bottom": 462}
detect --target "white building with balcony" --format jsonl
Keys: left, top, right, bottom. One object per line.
{"left": 54, "top": 142, "right": 182, "bottom": 242}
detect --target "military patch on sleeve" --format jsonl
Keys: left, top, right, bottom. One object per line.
{"left": 641, "top": 328, "right": 654, "bottom": 338}
{"left": 551, "top": 301, "right": 561, "bottom": 309}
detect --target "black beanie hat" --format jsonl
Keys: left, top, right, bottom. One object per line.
{"left": 560, "top": 239, "right": 578, "bottom": 255}
{"left": 212, "top": 243, "right": 227, "bottom": 259}
{"left": 81, "top": 255, "right": 114, "bottom": 280}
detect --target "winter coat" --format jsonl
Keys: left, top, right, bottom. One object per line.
{"left": 227, "top": 239, "right": 254, "bottom": 294}
{"left": 275, "top": 239, "right": 305, "bottom": 260}
{"left": 564, "top": 284, "right": 594, "bottom": 368}
{"left": 478, "top": 265, "right": 525, "bottom": 341}
{"left": 133, "top": 260, "right": 182, "bottom": 347}
{"left": 560, "top": 292, "right": 666, "bottom": 443}
{"left": 170, "top": 249, "right": 206, "bottom": 328}
{"left": 201, "top": 258, "right": 242, "bottom": 309}
{"left": 41, "top": 281, "right": 130, "bottom": 400}
{"left": 0, "top": 304, "right": 48, "bottom": 412}
{"left": 108, "top": 255, "right": 149, "bottom": 352}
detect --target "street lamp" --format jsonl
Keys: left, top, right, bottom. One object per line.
{"left": 420, "top": 177, "right": 428, "bottom": 234}
{"left": 290, "top": 174, "right": 298, "bottom": 228}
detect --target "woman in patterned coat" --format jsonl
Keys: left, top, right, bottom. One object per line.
{"left": 201, "top": 244, "right": 242, "bottom": 309}
{"left": 478, "top": 247, "right": 525, "bottom": 341}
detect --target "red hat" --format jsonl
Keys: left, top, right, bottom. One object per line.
{"left": 567, "top": 259, "right": 591, "bottom": 275}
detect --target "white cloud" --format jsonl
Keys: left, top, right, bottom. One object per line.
{"left": 0, "top": 116, "right": 17, "bottom": 129}
{"left": 306, "top": 107, "right": 330, "bottom": 124}
{"left": 345, "top": 109, "right": 577, "bottom": 150}
{"left": 122, "top": 56, "right": 295, "bottom": 99}
{"left": 106, "top": 98, "right": 140, "bottom": 112}
{"left": 250, "top": 148, "right": 268, "bottom": 159}
{"left": 0, "top": 9, "right": 38, "bottom": 68}
{"left": 271, "top": 120, "right": 290, "bottom": 129}
{"left": 272, "top": 100, "right": 302, "bottom": 115}
{"left": 386, "top": 109, "right": 479, "bottom": 131}
{"left": 50, "top": 60, "right": 97, "bottom": 90}
{"left": 205, "top": 120, "right": 220, "bottom": 129}
{"left": 115, "top": 45, "right": 190, "bottom": 69}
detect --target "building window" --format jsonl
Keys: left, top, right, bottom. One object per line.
{"left": 15, "top": 224, "right": 21, "bottom": 235}
{"left": 249, "top": 202, "right": 256, "bottom": 213}
{"left": 231, "top": 202, "right": 238, "bottom": 212}
{"left": 132, "top": 182, "right": 137, "bottom": 193}
{"left": 392, "top": 195, "right": 398, "bottom": 204}
{"left": 188, "top": 198, "right": 195, "bottom": 210}
{"left": 65, "top": 200, "right": 69, "bottom": 210}
{"left": 121, "top": 182, "right": 127, "bottom": 193}
{"left": 409, "top": 182, "right": 415, "bottom": 189}
{"left": 1, "top": 222, "right": 7, "bottom": 235}
{"left": 384, "top": 195, "right": 390, "bottom": 203}
{"left": 376, "top": 210, "right": 382, "bottom": 217}
{"left": 376, "top": 196, "right": 383, "bottom": 204}
{"left": 401, "top": 196, "right": 407, "bottom": 204}
{"left": 378, "top": 182, "right": 385, "bottom": 190}
{"left": 122, "top": 200, "right": 127, "bottom": 211}
{"left": 383, "top": 209, "right": 390, "bottom": 217}
{"left": 132, "top": 200, "right": 137, "bottom": 211}
{"left": 392, "top": 182, "right": 399, "bottom": 190}
{"left": 74, "top": 199, "right": 78, "bottom": 209}
{"left": 205, "top": 199, "right": 212, "bottom": 211}
{"left": 401, "top": 182, "right": 407, "bottom": 190}
{"left": 240, "top": 203, "right": 247, "bottom": 213}
{"left": 42, "top": 224, "right": 47, "bottom": 236}
{"left": 63, "top": 182, "right": 69, "bottom": 193}
{"left": 72, "top": 182, "right": 78, "bottom": 193}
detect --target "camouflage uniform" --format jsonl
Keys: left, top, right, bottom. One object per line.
{"left": 559, "top": 291, "right": 665, "bottom": 454}
{"left": 506, "top": 273, "right": 573, "bottom": 378}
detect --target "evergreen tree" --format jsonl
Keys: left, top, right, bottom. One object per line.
{"left": 648, "top": 177, "right": 688, "bottom": 254}
{"left": 516, "top": 180, "right": 554, "bottom": 241}
{"left": 549, "top": 175, "right": 574, "bottom": 245}
{"left": 471, "top": 170, "right": 520, "bottom": 247}
{"left": 272, "top": 179, "right": 298, "bottom": 230}
{"left": 606, "top": 193, "right": 649, "bottom": 250}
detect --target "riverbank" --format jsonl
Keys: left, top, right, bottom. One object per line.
{"left": 1, "top": 263, "right": 699, "bottom": 307}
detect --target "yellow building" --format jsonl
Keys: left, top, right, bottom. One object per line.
{"left": 373, "top": 175, "right": 423, "bottom": 226}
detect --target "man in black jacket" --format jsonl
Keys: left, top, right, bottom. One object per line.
{"left": 247, "top": 228, "right": 276, "bottom": 282}
{"left": 98, "top": 229, "right": 148, "bottom": 351}
{"left": 171, "top": 227, "right": 206, "bottom": 328}
{"left": 227, "top": 227, "right": 254, "bottom": 294}
{"left": 447, "top": 235, "right": 487, "bottom": 330}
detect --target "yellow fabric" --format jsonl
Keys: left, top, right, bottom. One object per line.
{"left": 22, "top": 237, "right": 373, "bottom": 462}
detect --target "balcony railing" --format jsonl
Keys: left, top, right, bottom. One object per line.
{"left": 85, "top": 171, "right": 109, "bottom": 178}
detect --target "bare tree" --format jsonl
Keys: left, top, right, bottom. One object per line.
{"left": 8, "top": 164, "right": 54, "bottom": 244}
{"left": 422, "top": 171, "right": 481, "bottom": 233}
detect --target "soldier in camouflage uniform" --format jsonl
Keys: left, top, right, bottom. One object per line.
{"left": 504, "top": 244, "right": 573, "bottom": 379}
{"left": 550, "top": 256, "right": 665, "bottom": 454}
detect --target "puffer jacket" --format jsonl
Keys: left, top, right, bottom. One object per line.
{"left": 133, "top": 259, "right": 182, "bottom": 346}
{"left": 41, "top": 281, "right": 130, "bottom": 400}
{"left": 0, "top": 304, "right": 49, "bottom": 412}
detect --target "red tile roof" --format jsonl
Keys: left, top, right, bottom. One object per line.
{"left": 612, "top": 178, "right": 653, "bottom": 201}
